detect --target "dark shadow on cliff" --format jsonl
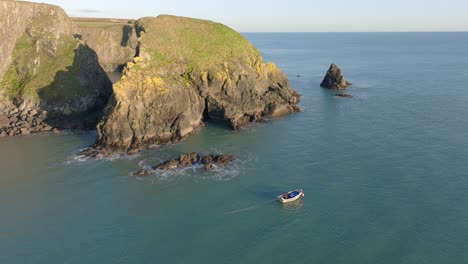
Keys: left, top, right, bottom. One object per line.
{"left": 37, "top": 44, "right": 113, "bottom": 130}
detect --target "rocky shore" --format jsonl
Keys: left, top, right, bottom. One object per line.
{"left": 135, "top": 153, "right": 236, "bottom": 175}
{"left": 0, "top": 102, "right": 56, "bottom": 137}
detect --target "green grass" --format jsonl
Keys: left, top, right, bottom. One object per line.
{"left": 72, "top": 18, "right": 134, "bottom": 28}
{"left": 0, "top": 32, "right": 89, "bottom": 101}
{"left": 1, "top": 35, "right": 36, "bottom": 97}
{"left": 137, "top": 15, "right": 261, "bottom": 76}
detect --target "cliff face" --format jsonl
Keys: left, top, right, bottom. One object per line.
{"left": 73, "top": 18, "right": 138, "bottom": 72}
{"left": 94, "top": 15, "right": 300, "bottom": 154}
{"left": 0, "top": 1, "right": 112, "bottom": 135}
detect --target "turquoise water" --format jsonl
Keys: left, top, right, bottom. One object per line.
{"left": 1, "top": 33, "right": 468, "bottom": 263}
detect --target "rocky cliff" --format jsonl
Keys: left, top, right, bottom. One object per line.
{"left": 92, "top": 15, "right": 300, "bottom": 154}
{"left": 0, "top": 0, "right": 112, "bottom": 136}
{"left": 73, "top": 18, "right": 138, "bottom": 72}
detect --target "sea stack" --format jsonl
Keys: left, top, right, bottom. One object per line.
{"left": 320, "top": 64, "right": 351, "bottom": 90}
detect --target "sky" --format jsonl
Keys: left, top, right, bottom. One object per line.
{"left": 26, "top": 0, "right": 468, "bottom": 32}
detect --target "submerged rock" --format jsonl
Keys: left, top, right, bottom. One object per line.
{"left": 320, "top": 64, "right": 351, "bottom": 90}
{"left": 155, "top": 152, "right": 200, "bottom": 170}
{"left": 334, "top": 93, "right": 353, "bottom": 98}
{"left": 134, "top": 153, "right": 235, "bottom": 175}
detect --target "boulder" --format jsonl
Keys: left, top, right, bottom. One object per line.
{"left": 320, "top": 64, "right": 351, "bottom": 90}
{"left": 20, "top": 127, "right": 30, "bottom": 135}
{"left": 0, "top": 115, "right": 9, "bottom": 127}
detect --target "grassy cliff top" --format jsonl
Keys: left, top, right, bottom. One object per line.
{"left": 72, "top": 17, "right": 135, "bottom": 28}
{"left": 135, "top": 15, "right": 262, "bottom": 74}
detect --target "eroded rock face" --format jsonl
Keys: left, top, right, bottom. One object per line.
{"left": 320, "top": 64, "right": 351, "bottom": 90}
{"left": 74, "top": 18, "right": 138, "bottom": 72}
{"left": 94, "top": 15, "right": 300, "bottom": 155}
{"left": 135, "top": 153, "right": 235, "bottom": 175}
{"left": 0, "top": 1, "right": 112, "bottom": 134}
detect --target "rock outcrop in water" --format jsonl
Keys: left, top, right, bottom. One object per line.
{"left": 135, "top": 153, "right": 235, "bottom": 175}
{"left": 0, "top": 1, "right": 112, "bottom": 136}
{"left": 334, "top": 93, "right": 353, "bottom": 98}
{"left": 320, "top": 64, "right": 351, "bottom": 90}
{"left": 90, "top": 15, "right": 300, "bottom": 155}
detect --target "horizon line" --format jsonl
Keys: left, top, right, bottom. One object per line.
{"left": 240, "top": 31, "right": 468, "bottom": 33}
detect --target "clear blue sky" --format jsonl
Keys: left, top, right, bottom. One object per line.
{"left": 28, "top": 0, "right": 468, "bottom": 32}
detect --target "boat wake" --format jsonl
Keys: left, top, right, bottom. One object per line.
{"left": 65, "top": 148, "right": 141, "bottom": 164}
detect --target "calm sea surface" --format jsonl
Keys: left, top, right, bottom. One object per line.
{"left": 1, "top": 33, "right": 468, "bottom": 263}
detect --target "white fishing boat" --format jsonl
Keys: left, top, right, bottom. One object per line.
{"left": 277, "top": 189, "right": 304, "bottom": 204}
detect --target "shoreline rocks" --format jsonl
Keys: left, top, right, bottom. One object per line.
{"left": 0, "top": 104, "right": 56, "bottom": 137}
{"left": 320, "top": 64, "right": 351, "bottom": 90}
{"left": 135, "top": 153, "right": 235, "bottom": 175}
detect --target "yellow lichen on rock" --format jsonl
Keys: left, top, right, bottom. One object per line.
{"left": 134, "top": 56, "right": 144, "bottom": 63}
{"left": 265, "top": 62, "right": 279, "bottom": 74}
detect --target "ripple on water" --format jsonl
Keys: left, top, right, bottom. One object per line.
{"left": 65, "top": 148, "right": 141, "bottom": 165}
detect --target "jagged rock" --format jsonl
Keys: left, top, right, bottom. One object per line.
{"left": 93, "top": 15, "right": 300, "bottom": 155}
{"left": 135, "top": 153, "right": 235, "bottom": 175}
{"left": 78, "top": 148, "right": 100, "bottom": 158}
{"left": 213, "top": 155, "right": 235, "bottom": 167}
{"left": 201, "top": 154, "right": 235, "bottom": 170}
{"left": 155, "top": 159, "right": 180, "bottom": 170}
{"left": 201, "top": 155, "right": 214, "bottom": 165}
{"left": 320, "top": 64, "right": 351, "bottom": 90}
{"left": 153, "top": 152, "right": 199, "bottom": 170}
{"left": 179, "top": 152, "right": 200, "bottom": 166}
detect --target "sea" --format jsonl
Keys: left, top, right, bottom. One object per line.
{"left": 1, "top": 33, "right": 468, "bottom": 263}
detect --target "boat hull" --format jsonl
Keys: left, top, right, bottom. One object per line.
{"left": 278, "top": 189, "right": 304, "bottom": 204}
